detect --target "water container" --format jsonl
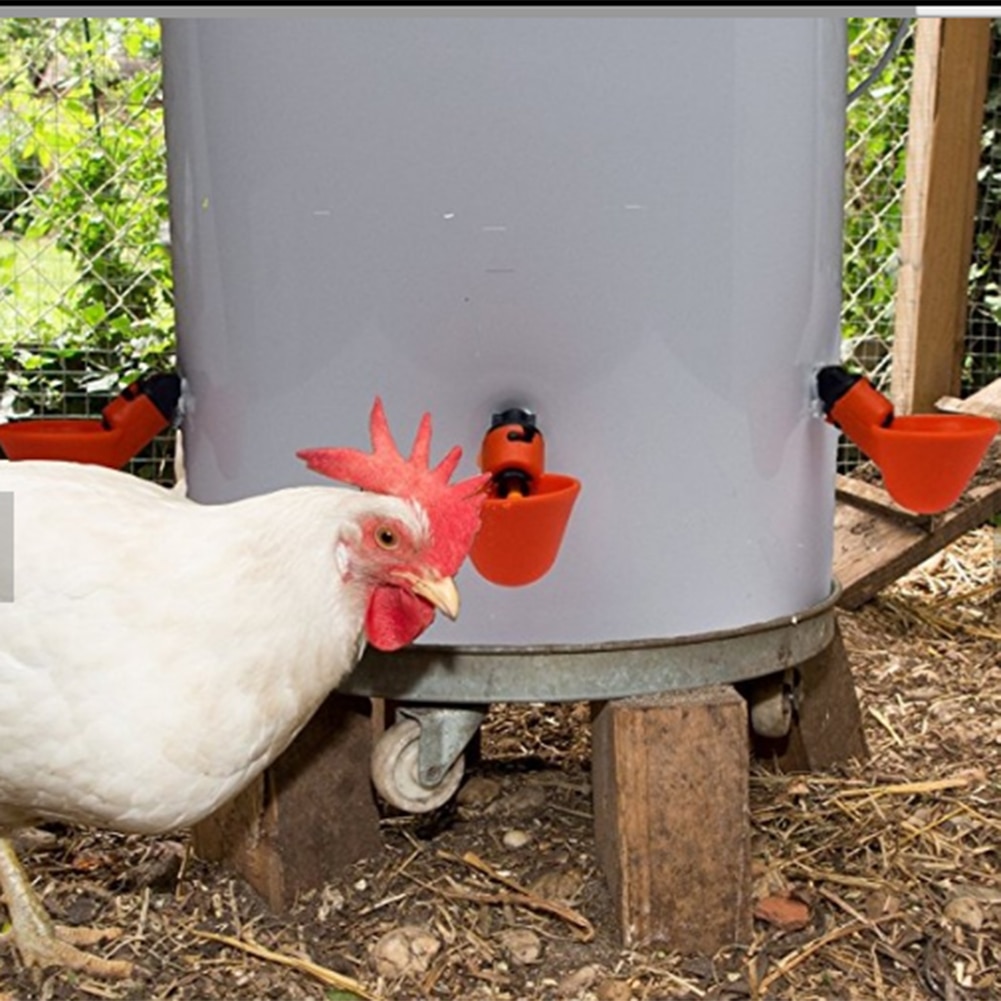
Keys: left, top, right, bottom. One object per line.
{"left": 162, "top": 15, "right": 846, "bottom": 649}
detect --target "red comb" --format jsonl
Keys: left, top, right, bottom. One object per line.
{"left": 297, "top": 398, "right": 488, "bottom": 574}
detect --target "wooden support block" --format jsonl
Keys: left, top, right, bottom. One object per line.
{"left": 937, "top": 396, "right": 1001, "bottom": 422}
{"left": 937, "top": 376, "right": 1001, "bottom": 421}
{"left": 192, "top": 694, "right": 382, "bottom": 911}
{"left": 750, "top": 622, "right": 868, "bottom": 773}
{"left": 591, "top": 685, "right": 751, "bottom": 953}
{"left": 835, "top": 474, "right": 935, "bottom": 529}
{"left": 834, "top": 470, "right": 1001, "bottom": 609}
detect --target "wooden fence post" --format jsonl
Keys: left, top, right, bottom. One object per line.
{"left": 891, "top": 18, "right": 992, "bottom": 415}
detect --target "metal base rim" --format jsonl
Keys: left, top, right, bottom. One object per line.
{"left": 336, "top": 581, "right": 842, "bottom": 704}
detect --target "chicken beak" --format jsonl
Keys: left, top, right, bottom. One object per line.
{"left": 401, "top": 572, "right": 461, "bottom": 620}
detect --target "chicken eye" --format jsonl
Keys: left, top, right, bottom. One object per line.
{"left": 375, "top": 525, "right": 399, "bottom": 550}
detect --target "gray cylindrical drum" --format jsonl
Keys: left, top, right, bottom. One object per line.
{"left": 163, "top": 15, "right": 845, "bottom": 648}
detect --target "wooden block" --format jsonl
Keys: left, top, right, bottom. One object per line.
{"left": 592, "top": 685, "right": 751, "bottom": 953}
{"left": 835, "top": 474, "right": 935, "bottom": 528}
{"left": 193, "top": 694, "right": 382, "bottom": 911}
{"left": 937, "top": 394, "right": 1001, "bottom": 422}
{"left": 834, "top": 472, "right": 1001, "bottom": 609}
{"left": 751, "top": 622, "right": 868, "bottom": 772}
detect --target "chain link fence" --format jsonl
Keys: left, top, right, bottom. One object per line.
{"left": 0, "top": 17, "right": 174, "bottom": 479}
{"left": 966, "top": 20, "right": 1001, "bottom": 399}
{"left": 0, "top": 16, "right": 998, "bottom": 482}
{"left": 841, "top": 18, "right": 914, "bottom": 394}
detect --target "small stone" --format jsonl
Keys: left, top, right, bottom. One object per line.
{"left": 12, "top": 827, "right": 59, "bottom": 853}
{"left": 596, "top": 977, "right": 633, "bottom": 1001}
{"left": 944, "top": 896, "right": 985, "bottom": 931}
{"left": 945, "top": 883, "right": 1001, "bottom": 904}
{"left": 497, "top": 927, "right": 543, "bottom": 965}
{"left": 370, "top": 925, "right": 441, "bottom": 979}
{"left": 316, "top": 885, "right": 346, "bottom": 922}
{"left": 530, "top": 868, "right": 584, "bottom": 904}
{"left": 491, "top": 784, "right": 548, "bottom": 815}
{"left": 865, "top": 888, "right": 900, "bottom": 921}
{"left": 557, "top": 964, "right": 600, "bottom": 998}
{"left": 457, "top": 775, "right": 502, "bottom": 809}
{"left": 502, "top": 828, "right": 532, "bottom": 849}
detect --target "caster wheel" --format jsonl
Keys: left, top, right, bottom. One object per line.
{"left": 371, "top": 718, "right": 465, "bottom": 813}
{"left": 749, "top": 673, "right": 794, "bottom": 739}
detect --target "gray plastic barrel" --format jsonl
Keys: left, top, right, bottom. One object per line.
{"left": 162, "top": 15, "right": 846, "bottom": 649}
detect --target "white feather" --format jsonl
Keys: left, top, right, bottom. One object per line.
{"left": 0, "top": 459, "right": 424, "bottom": 835}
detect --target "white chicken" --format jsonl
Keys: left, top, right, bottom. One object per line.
{"left": 0, "top": 398, "right": 487, "bottom": 978}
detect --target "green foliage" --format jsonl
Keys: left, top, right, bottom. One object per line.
{"left": 0, "top": 15, "right": 997, "bottom": 451}
{"left": 0, "top": 148, "right": 43, "bottom": 235}
{"left": 841, "top": 18, "right": 914, "bottom": 357}
{"left": 0, "top": 17, "right": 173, "bottom": 421}
{"left": 842, "top": 17, "right": 1001, "bottom": 401}
{"left": 0, "top": 237, "right": 78, "bottom": 345}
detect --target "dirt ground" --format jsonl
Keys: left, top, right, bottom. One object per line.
{"left": 1, "top": 527, "right": 999, "bottom": 1001}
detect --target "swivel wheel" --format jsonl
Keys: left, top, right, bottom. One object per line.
{"left": 748, "top": 669, "right": 798, "bottom": 739}
{"left": 370, "top": 718, "right": 465, "bottom": 813}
